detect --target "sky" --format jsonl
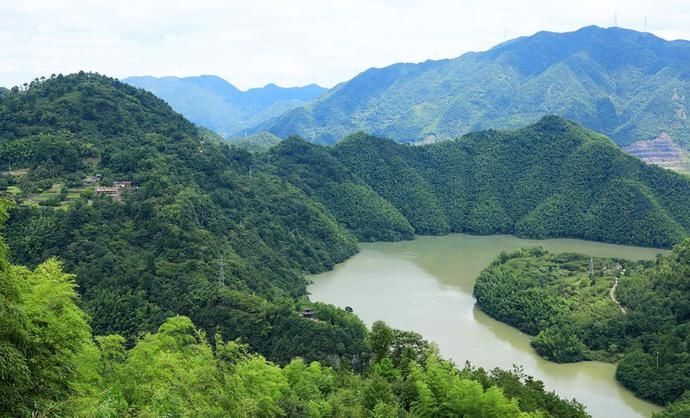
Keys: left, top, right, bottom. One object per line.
{"left": 1, "top": 0, "right": 690, "bottom": 90}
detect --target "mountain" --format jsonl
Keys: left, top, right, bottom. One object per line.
{"left": 123, "top": 75, "right": 326, "bottom": 137}
{"left": 327, "top": 117, "right": 690, "bottom": 248}
{"left": 0, "top": 73, "right": 363, "bottom": 365}
{"left": 4, "top": 74, "right": 689, "bottom": 346}
{"left": 0, "top": 72, "right": 594, "bottom": 418}
{"left": 2, "top": 72, "right": 690, "bottom": 416}
{"left": 254, "top": 26, "right": 690, "bottom": 157}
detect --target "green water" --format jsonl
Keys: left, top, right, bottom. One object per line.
{"left": 308, "top": 234, "right": 666, "bottom": 418}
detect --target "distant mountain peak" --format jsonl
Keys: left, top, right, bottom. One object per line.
{"left": 251, "top": 25, "right": 690, "bottom": 171}
{"left": 123, "top": 75, "right": 327, "bottom": 138}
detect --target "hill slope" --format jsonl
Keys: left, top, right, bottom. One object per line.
{"left": 0, "top": 73, "right": 363, "bottom": 365}
{"left": 229, "top": 131, "right": 283, "bottom": 152}
{"left": 124, "top": 75, "right": 326, "bottom": 137}
{"left": 257, "top": 26, "right": 690, "bottom": 155}
{"left": 329, "top": 117, "right": 690, "bottom": 248}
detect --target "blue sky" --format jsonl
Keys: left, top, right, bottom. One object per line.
{"left": 1, "top": 0, "right": 689, "bottom": 89}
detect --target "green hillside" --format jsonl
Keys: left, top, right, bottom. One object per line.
{"left": 474, "top": 239, "right": 690, "bottom": 407}
{"left": 0, "top": 73, "right": 362, "bottom": 365}
{"left": 268, "top": 137, "right": 414, "bottom": 241}
{"left": 2, "top": 78, "right": 689, "bottom": 349}
{"left": 229, "top": 131, "right": 283, "bottom": 153}
{"left": 258, "top": 26, "right": 690, "bottom": 153}
{"left": 0, "top": 201, "right": 590, "bottom": 417}
{"left": 0, "top": 71, "right": 588, "bottom": 414}
{"left": 330, "top": 117, "right": 690, "bottom": 248}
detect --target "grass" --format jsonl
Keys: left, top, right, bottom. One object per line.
{"left": 6, "top": 186, "right": 21, "bottom": 195}
{"left": 21, "top": 183, "right": 90, "bottom": 209}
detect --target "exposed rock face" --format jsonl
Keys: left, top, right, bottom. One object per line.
{"left": 625, "top": 133, "right": 689, "bottom": 173}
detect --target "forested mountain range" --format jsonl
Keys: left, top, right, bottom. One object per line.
{"left": 273, "top": 117, "right": 690, "bottom": 248}
{"left": 253, "top": 26, "right": 690, "bottom": 159}
{"left": 0, "top": 72, "right": 593, "bottom": 418}
{"left": 123, "top": 75, "right": 326, "bottom": 137}
{"left": 1, "top": 73, "right": 690, "bottom": 416}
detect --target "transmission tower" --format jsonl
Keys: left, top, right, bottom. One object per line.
{"left": 218, "top": 255, "right": 226, "bottom": 286}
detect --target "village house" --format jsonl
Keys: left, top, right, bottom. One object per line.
{"left": 95, "top": 180, "right": 134, "bottom": 201}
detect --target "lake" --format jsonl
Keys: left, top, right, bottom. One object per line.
{"left": 308, "top": 234, "right": 665, "bottom": 418}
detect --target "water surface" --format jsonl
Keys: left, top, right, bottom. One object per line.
{"left": 309, "top": 234, "right": 665, "bottom": 418}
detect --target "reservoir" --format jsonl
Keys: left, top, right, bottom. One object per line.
{"left": 308, "top": 234, "right": 665, "bottom": 418}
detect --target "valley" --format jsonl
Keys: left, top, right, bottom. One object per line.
{"left": 4, "top": 0, "right": 690, "bottom": 414}
{"left": 309, "top": 234, "right": 666, "bottom": 418}
{"left": 1, "top": 72, "right": 689, "bottom": 417}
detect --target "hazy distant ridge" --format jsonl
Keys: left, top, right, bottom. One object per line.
{"left": 254, "top": 26, "right": 690, "bottom": 151}
{"left": 124, "top": 75, "right": 326, "bottom": 137}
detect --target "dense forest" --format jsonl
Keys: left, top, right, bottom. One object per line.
{"left": 0, "top": 202, "right": 590, "bottom": 417}
{"left": 473, "top": 242, "right": 690, "bottom": 409}
{"left": 331, "top": 121, "right": 690, "bottom": 248}
{"left": 1, "top": 73, "right": 689, "bottom": 416}
{"left": 267, "top": 137, "right": 414, "bottom": 242}
{"left": 0, "top": 73, "right": 364, "bottom": 365}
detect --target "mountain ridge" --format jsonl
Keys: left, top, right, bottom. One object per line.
{"left": 253, "top": 25, "right": 690, "bottom": 156}
{"left": 123, "top": 75, "right": 327, "bottom": 137}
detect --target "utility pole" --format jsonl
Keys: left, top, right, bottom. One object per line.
{"left": 218, "top": 255, "right": 226, "bottom": 286}
{"left": 589, "top": 256, "right": 594, "bottom": 281}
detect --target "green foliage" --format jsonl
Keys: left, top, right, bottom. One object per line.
{"left": 532, "top": 326, "right": 586, "bottom": 363}
{"left": 370, "top": 320, "right": 396, "bottom": 361}
{"left": 333, "top": 133, "right": 449, "bottom": 235}
{"left": 231, "top": 131, "right": 283, "bottom": 153}
{"left": 3, "top": 72, "right": 688, "bottom": 415}
{"left": 0, "top": 73, "right": 361, "bottom": 365}
{"left": 0, "top": 202, "right": 98, "bottom": 417}
{"left": 269, "top": 137, "right": 414, "bottom": 241}
{"left": 654, "top": 393, "right": 690, "bottom": 418}
{"left": 0, "top": 247, "right": 587, "bottom": 418}
{"left": 0, "top": 202, "right": 588, "bottom": 417}
{"left": 330, "top": 119, "right": 690, "bottom": 247}
{"left": 461, "top": 365, "right": 588, "bottom": 418}
{"left": 474, "top": 242, "right": 690, "bottom": 404}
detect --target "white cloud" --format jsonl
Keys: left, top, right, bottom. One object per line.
{"left": 1, "top": 0, "right": 689, "bottom": 89}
